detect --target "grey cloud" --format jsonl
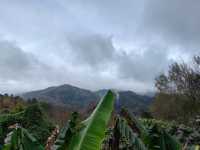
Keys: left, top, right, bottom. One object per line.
{"left": 67, "top": 34, "right": 116, "bottom": 67}
{"left": 0, "top": 40, "right": 35, "bottom": 80}
{"left": 0, "top": 0, "right": 199, "bottom": 93}
{"left": 0, "top": 39, "right": 59, "bottom": 93}
{"left": 140, "top": 0, "right": 200, "bottom": 50}
{"left": 117, "top": 46, "right": 170, "bottom": 82}
{"left": 67, "top": 33, "right": 171, "bottom": 84}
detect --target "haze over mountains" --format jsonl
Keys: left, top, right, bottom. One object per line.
{"left": 22, "top": 84, "right": 153, "bottom": 114}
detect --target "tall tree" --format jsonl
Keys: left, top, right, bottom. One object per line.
{"left": 152, "top": 56, "right": 200, "bottom": 123}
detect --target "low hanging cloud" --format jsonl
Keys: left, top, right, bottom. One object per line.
{"left": 66, "top": 33, "right": 171, "bottom": 88}
{"left": 140, "top": 0, "right": 200, "bottom": 51}
{"left": 0, "top": 39, "right": 52, "bottom": 93}
{"left": 67, "top": 34, "right": 116, "bottom": 67}
{"left": 0, "top": 35, "right": 171, "bottom": 93}
{"left": 0, "top": 40, "right": 36, "bottom": 80}
{"left": 117, "top": 47, "right": 170, "bottom": 82}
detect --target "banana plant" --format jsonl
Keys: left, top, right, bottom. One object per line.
{"left": 109, "top": 116, "right": 148, "bottom": 150}
{"left": 120, "top": 109, "right": 182, "bottom": 150}
{"left": 53, "top": 90, "right": 116, "bottom": 150}
{"left": 53, "top": 112, "right": 79, "bottom": 150}
{"left": 2, "top": 126, "right": 44, "bottom": 150}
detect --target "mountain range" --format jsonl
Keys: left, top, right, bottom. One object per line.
{"left": 22, "top": 84, "right": 154, "bottom": 114}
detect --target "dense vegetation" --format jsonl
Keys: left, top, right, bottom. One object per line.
{"left": 0, "top": 103, "right": 54, "bottom": 146}
{"left": 151, "top": 56, "right": 200, "bottom": 124}
{"left": 0, "top": 91, "right": 199, "bottom": 150}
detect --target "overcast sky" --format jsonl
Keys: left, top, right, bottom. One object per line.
{"left": 0, "top": 0, "right": 200, "bottom": 94}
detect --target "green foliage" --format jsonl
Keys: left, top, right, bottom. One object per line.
{"left": 1, "top": 90, "right": 199, "bottom": 150}
{"left": 22, "top": 104, "right": 54, "bottom": 144}
{"left": 2, "top": 127, "right": 44, "bottom": 150}
{"left": 0, "top": 104, "right": 54, "bottom": 146}
{"left": 0, "top": 112, "right": 24, "bottom": 144}
{"left": 10, "top": 103, "right": 25, "bottom": 114}
{"left": 53, "top": 112, "right": 80, "bottom": 150}
{"left": 54, "top": 90, "right": 116, "bottom": 150}
{"left": 119, "top": 109, "right": 182, "bottom": 150}
{"left": 145, "top": 124, "right": 181, "bottom": 150}
{"left": 141, "top": 118, "right": 200, "bottom": 147}
{"left": 112, "top": 117, "right": 148, "bottom": 150}
{"left": 102, "top": 115, "right": 183, "bottom": 150}
{"left": 54, "top": 93, "right": 185, "bottom": 150}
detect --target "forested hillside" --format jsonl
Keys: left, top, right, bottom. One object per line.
{"left": 22, "top": 84, "right": 99, "bottom": 107}
{"left": 22, "top": 85, "right": 153, "bottom": 115}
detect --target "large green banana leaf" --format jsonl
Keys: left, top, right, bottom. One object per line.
{"left": 67, "top": 90, "right": 116, "bottom": 150}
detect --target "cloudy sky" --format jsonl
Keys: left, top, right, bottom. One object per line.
{"left": 0, "top": 0, "right": 200, "bottom": 94}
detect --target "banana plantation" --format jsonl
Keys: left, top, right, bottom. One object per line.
{"left": 0, "top": 91, "right": 200, "bottom": 150}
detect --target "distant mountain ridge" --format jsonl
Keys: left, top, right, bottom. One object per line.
{"left": 22, "top": 84, "right": 99, "bottom": 107}
{"left": 95, "top": 89, "right": 153, "bottom": 114}
{"left": 22, "top": 84, "right": 153, "bottom": 113}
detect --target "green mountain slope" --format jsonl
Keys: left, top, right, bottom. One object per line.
{"left": 22, "top": 84, "right": 99, "bottom": 107}
{"left": 22, "top": 85, "right": 153, "bottom": 113}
